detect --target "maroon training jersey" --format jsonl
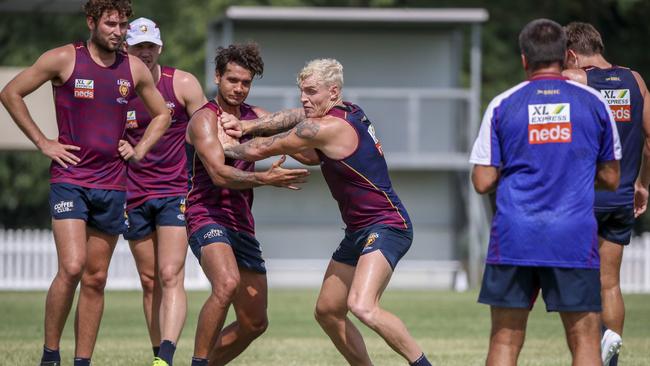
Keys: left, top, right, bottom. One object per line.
{"left": 185, "top": 100, "right": 257, "bottom": 236}
{"left": 125, "top": 66, "right": 190, "bottom": 209}
{"left": 50, "top": 41, "right": 135, "bottom": 190}
{"left": 316, "top": 102, "right": 411, "bottom": 231}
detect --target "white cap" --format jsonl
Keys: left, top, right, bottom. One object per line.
{"left": 126, "top": 17, "right": 162, "bottom": 46}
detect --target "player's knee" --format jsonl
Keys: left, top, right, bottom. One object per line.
{"left": 211, "top": 275, "right": 240, "bottom": 304}
{"left": 314, "top": 300, "right": 342, "bottom": 323}
{"left": 58, "top": 261, "right": 85, "bottom": 284}
{"left": 490, "top": 328, "right": 525, "bottom": 349}
{"left": 347, "top": 299, "right": 379, "bottom": 326}
{"left": 138, "top": 271, "right": 156, "bottom": 295}
{"left": 82, "top": 270, "right": 109, "bottom": 292}
{"left": 158, "top": 264, "right": 182, "bottom": 289}
{"left": 243, "top": 314, "right": 269, "bottom": 338}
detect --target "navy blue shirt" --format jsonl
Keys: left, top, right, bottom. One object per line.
{"left": 586, "top": 66, "right": 644, "bottom": 209}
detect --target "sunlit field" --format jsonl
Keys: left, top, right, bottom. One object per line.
{"left": 1, "top": 290, "right": 649, "bottom": 365}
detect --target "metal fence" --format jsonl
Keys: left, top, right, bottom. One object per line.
{"left": 0, "top": 229, "right": 467, "bottom": 291}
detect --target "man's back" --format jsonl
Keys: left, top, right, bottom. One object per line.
{"left": 471, "top": 75, "right": 620, "bottom": 268}
{"left": 585, "top": 66, "right": 645, "bottom": 208}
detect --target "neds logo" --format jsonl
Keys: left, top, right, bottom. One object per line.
{"left": 528, "top": 103, "right": 571, "bottom": 144}
{"left": 601, "top": 89, "right": 631, "bottom": 122}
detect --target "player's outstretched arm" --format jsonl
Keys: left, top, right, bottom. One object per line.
{"left": 471, "top": 165, "right": 499, "bottom": 194}
{"left": 130, "top": 56, "right": 171, "bottom": 161}
{"left": 188, "top": 109, "right": 309, "bottom": 190}
{"left": 222, "top": 108, "right": 306, "bottom": 138}
{"left": 291, "top": 149, "right": 321, "bottom": 166}
{"left": 633, "top": 71, "right": 650, "bottom": 216}
{"left": 0, "top": 45, "right": 81, "bottom": 168}
{"left": 223, "top": 117, "right": 326, "bottom": 162}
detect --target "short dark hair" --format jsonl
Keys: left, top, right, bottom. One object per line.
{"left": 83, "top": 0, "right": 132, "bottom": 21}
{"left": 564, "top": 22, "right": 604, "bottom": 56}
{"left": 518, "top": 19, "right": 566, "bottom": 71}
{"left": 214, "top": 43, "right": 264, "bottom": 79}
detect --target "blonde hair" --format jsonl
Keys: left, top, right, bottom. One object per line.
{"left": 297, "top": 58, "right": 344, "bottom": 89}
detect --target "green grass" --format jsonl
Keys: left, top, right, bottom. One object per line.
{"left": 1, "top": 290, "right": 649, "bottom": 365}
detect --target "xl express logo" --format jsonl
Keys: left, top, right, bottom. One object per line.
{"left": 528, "top": 103, "right": 571, "bottom": 144}
{"left": 74, "top": 79, "right": 94, "bottom": 99}
{"left": 601, "top": 89, "right": 631, "bottom": 122}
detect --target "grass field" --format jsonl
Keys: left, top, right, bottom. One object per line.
{"left": 1, "top": 290, "right": 649, "bottom": 365}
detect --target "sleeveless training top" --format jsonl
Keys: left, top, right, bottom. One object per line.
{"left": 586, "top": 66, "right": 644, "bottom": 208}
{"left": 316, "top": 102, "right": 411, "bottom": 231}
{"left": 125, "top": 66, "right": 190, "bottom": 209}
{"left": 185, "top": 100, "right": 257, "bottom": 236}
{"left": 50, "top": 41, "right": 135, "bottom": 190}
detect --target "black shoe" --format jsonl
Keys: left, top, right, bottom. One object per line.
{"left": 40, "top": 362, "right": 60, "bottom": 366}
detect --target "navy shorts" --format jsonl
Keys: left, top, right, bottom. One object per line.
{"left": 49, "top": 183, "right": 127, "bottom": 235}
{"left": 124, "top": 196, "right": 186, "bottom": 240}
{"left": 595, "top": 206, "right": 635, "bottom": 245}
{"left": 189, "top": 223, "right": 266, "bottom": 274}
{"left": 478, "top": 264, "right": 601, "bottom": 312}
{"left": 332, "top": 224, "right": 413, "bottom": 270}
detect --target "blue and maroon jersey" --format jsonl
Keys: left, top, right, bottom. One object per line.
{"left": 185, "top": 100, "right": 257, "bottom": 236}
{"left": 50, "top": 41, "right": 135, "bottom": 190}
{"left": 315, "top": 102, "right": 411, "bottom": 231}
{"left": 125, "top": 66, "right": 190, "bottom": 210}
{"left": 470, "top": 74, "right": 621, "bottom": 269}
{"left": 586, "top": 66, "right": 645, "bottom": 209}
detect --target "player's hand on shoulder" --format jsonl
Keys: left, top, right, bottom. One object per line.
{"left": 38, "top": 138, "right": 80, "bottom": 169}
{"left": 220, "top": 112, "right": 244, "bottom": 138}
{"left": 118, "top": 139, "right": 137, "bottom": 162}
{"left": 262, "top": 155, "right": 310, "bottom": 190}
{"left": 634, "top": 181, "right": 649, "bottom": 217}
{"left": 217, "top": 115, "right": 240, "bottom": 149}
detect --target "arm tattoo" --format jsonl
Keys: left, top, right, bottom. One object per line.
{"left": 225, "top": 130, "right": 292, "bottom": 160}
{"left": 225, "top": 119, "right": 320, "bottom": 161}
{"left": 295, "top": 119, "right": 320, "bottom": 138}
{"left": 247, "top": 108, "right": 305, "bottom": 136}
{"left": 229, "top": 168, "right": 259, "bottom": 187}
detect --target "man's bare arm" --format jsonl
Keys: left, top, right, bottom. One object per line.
{"left": 224, "top": 118, "right": 323, "bottom": 161}
{"left": 633, "top": 71, "right": 650, "bottom": 216}
{"left": 471, "top": 165, "right": 499, "bottom": 194}
{"left": 189, "top": 110, "right": 308, "bottom": 190}
{"left": 222, "top": 108, "right": 306, "bottom": 138}
{"left": 291, "top": 149, "right": 321, "bottom": 166}
{"left": 596, "top": 160, "right": 620, "bottom": 191}
{"left": 174, "top": 69, "right": 208, "bottom": 116}
{"left": 0, "top": 45, "right": 81, "bottom": 168}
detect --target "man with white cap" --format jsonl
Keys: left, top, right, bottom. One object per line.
{"left": 122, "top": 17, "right": 207, "bottom": 366}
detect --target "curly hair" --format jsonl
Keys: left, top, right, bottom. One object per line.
{"left": 83, "top": 0, "right": 133, "bottom": 21}
{"left": 214, "top": 42, "right": 264, "bottom": 79}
